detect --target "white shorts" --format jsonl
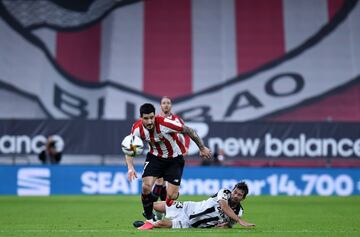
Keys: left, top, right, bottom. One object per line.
{"left": 165, "top": 201, "right": 192, "bottom": 228}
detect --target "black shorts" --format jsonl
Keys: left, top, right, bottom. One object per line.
{"left": 142, "top": 153, "right": 185, "bottom": 186}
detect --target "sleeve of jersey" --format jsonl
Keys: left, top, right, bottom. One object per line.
{"left": 130, "top": 122, "right": 142, "bottom": 138}
{"left": 131, "top": 127, "right": 141, "bottom": 137}
{"left": 159, "top": 117, "right": 183, "bottom": 133}
{"left": 216, "top": 189, "right": 231, "bottom": 202}
{"left": 174, "top": 116, "right": 190, "bottom": 148}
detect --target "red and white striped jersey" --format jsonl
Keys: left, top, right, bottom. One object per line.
{"left": 163, "top": 114, "right": 191, "bottom": 151}
{"left": 131, "top": 116, "right": 187, "bottom": 158}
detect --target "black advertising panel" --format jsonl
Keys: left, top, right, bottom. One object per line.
{"left": 0, "top": 120, "right": 359, "bottom": 159}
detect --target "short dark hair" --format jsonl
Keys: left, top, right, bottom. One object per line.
{"left": 233, "top": 181, "right": 249, "bottom": 198}
{"left": 140, "top": 103, "right": 155, "bottom": 117}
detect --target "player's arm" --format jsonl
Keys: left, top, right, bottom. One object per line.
{"left": 124, "top": 140, "right": 137, "bottom": 181}
{"left": 215, "top": 222, "right": 232, "bottom": 228}
{"left": 218, "top": 200, "right": 255, "bottom": 227}
{"left": 182, "top": 125, "right": 211, "bottom": 159}
{"left": 125, "top": 154, "right": 137, "bottom": 181}
{"left": 125, "top": 124, "right": 141, "bottom": 181}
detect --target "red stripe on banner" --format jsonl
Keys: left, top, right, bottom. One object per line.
{"left": 56, "top": 23, "right": 101, "bottom": 82}
{"left": 143, "top": 0, "right": 192, "bottom": 98}
{"left": 235, "top": 0, "right": 285, "bottom": 73}
{"left": 328, "top": 0, "right": 344, "bottom": 19}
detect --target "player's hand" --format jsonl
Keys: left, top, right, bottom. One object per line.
{"left": 238, "top": 219, "right": 255, "bottom": 227}
{"left": 199, "top": 147, "right": 211, "bottom": 159}
{"left": 127, "top": 169, "right": 137, "bottom": 181}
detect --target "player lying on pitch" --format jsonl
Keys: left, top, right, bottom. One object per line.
{"left": 134, "top": 182, "right": 255, "bottom": 230}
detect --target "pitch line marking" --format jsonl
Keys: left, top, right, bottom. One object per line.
{"left": 0, "top": 229, "right": 359, "bottom": 233}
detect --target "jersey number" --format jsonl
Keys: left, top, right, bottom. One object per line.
{"left": 143, "top": 162, "right": 149, "bottom": 173}
{"left": 175, "top": 202, "right": 184, "bottom": 209}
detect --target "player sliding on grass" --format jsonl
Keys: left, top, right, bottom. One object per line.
{"left": 135, "top": 182, "right": 255, "bottom": 230}
{"left": 125, "top": 103, "right": 211, "bottom": 222}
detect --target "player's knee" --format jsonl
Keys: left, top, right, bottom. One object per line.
{"left": 155, "top": 179, "right": 164, "bottom": 186}
{"left": 167, "top": 191, "right": 179, "bottom": 200}
{"left": 142, "top": 183, "right": 152, "bottom": 194}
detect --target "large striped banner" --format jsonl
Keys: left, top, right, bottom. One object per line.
{"left": 0, "top": 0, "right": 359, "bottom": 121}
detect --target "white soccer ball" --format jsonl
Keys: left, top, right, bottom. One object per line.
{"left": 121, "top": 134, "right": 144, "bottom": 157}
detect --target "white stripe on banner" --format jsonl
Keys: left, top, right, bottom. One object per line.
{"left": 192, "top": 0, "right": 237, "bottom": 93}
{"left": 349, "top": 0, "right": 360, "bottom": 75}
{"left": 283, "top": 0, "right": 329, "bottom": 51}
{"left": 0, "top": 89, "right": 47, "bottom": 118}
{"left": 32, "top": 29, "right": 57, "bottom": 56}
{"left": 100, "top": 1, "right": 144, "bottom": 90}
{"left": 0, "top": 20, "right": 53, "bottom": 96}
{"left": 220, "top": 0, "right": 237, "bottom": 83}
{"left": 0, "top": 25, "right": 53, "bottom": 118}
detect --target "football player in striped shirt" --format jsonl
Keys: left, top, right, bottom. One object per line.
{"left": 137, "top": 182, "right": 255, "bottom": 230}
{"left": 152, "top": 96, "right": 190, "bottom": 202}
{"left": 125, "top": 103, "right": 211, "bottom": 221}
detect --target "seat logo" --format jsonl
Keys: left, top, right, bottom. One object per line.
{"left": 17, "top": 168, "right": 50, "bottom": 196}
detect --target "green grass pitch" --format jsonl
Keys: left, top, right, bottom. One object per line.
{"left": 0, "top": 195, "right": 359, "bottom": 237}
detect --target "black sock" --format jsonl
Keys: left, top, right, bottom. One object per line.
{"left": 159, "top": 186, "right": 167, "bottom": 201}
{"left": 152, "top": 184, "right": 163, "bottom": 201}
{"left": 141, "top": 193, "right": 154, "bottom": 219}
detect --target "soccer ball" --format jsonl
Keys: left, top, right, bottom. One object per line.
{"left": 121, "top": 134, "right": 144, "bottom": 157}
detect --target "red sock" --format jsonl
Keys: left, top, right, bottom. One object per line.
{"left": 165, "top": 197, "right": 174, "bottom": 207}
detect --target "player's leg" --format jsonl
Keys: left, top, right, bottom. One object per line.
{"left": 166, "top": 183, "right": 180, "bottom": 206}
{"left": 148, "top": 216, "right": 189, "bottom": 229}
{"left": 141, "top": 153, "right": 163, "bottom": 220}
{"left": 161, "top": 203, "right": 190, "bottom": 229}
{"left": 138, "top": 203, "right": 189, "bottom": 230}
{"left": 163, "top": 155, "right": 185, "bottom": 206}
{"left": 141, "top": 176, "right": 157, "bottom": 220}
{"left": 159, "top": 181, "right": 167, "bottom": 201}
{"left": 152, "top": 178, "right": 167, "bottom": 201}
{"left": 153, "top": 201, "right": 166, "bottom": 213}
{"left": 153, "top": 220, "right": 173, "bottom": 228}
{"left": 152, "top": 200, "right": 166, "bottom": 220}
{"left": 137, "top": 219, "right": 173, "bottom": 230}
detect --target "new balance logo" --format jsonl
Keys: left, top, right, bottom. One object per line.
{"left": 17, "top": 168, "right": 50, "bottom": 196}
